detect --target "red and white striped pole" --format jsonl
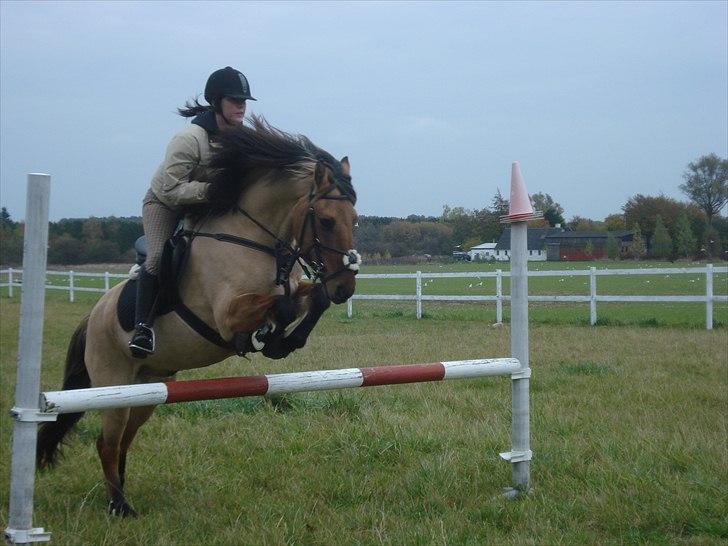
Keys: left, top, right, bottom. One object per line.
{"left": 40, "top": 359, "right": 521, "bottom": 415}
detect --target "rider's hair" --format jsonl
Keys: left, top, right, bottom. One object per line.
{"left": 177, "top": 97, "right": 213, "bottom": 118}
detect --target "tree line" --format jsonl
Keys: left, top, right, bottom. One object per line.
{"left": 1, "top": 154, "right": 725, "bottom": 265}
{"left": 0, "top": 212, "right": 144, "bottom": 265}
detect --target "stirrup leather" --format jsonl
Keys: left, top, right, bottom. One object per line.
{"left": 129, "top": 323, "right": 155, "bottom": 355}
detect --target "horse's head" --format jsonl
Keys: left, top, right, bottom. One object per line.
{"left": 200, "top": 116, "right": 360, "bottom": 304}
{"left": 291, "top": 156, "right": 359, "bottom": 304}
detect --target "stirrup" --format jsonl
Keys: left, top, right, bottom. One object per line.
{"left": 129, "top": 323, "right": 155, "bottom": 357}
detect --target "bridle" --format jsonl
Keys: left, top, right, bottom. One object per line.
{"left": 297, "top": 183, "right": 361, "bottom": 289}
{"left": 185, "top": 177, "right": 360, "bottom": 300}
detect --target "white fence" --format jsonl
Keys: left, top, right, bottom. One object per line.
{"left": 347, "top": 265, "right": 727, "bottom": 330}
{"left": 2, "top": 265, "right": 727, "bottom": 330}
{"left": 1, "top": 268, "right": 128, "bottom": 302}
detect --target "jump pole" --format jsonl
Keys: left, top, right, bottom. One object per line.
{"left": 39, "top": 359, "right": 522, "bottom": 413}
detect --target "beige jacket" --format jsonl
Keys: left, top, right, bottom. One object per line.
{"left": 150, "top": 123, "right": 218, "bottom": 208}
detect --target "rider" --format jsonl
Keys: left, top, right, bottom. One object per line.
{"left": 129, "top": 66, "right": 256, "bottom": 358}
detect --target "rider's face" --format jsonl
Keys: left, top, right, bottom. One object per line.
{"left": 220, "top": 96, "right": 246, "bottom": 124}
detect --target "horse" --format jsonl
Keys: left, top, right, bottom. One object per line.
{"left": 36, "top": 115, "right": 359, "bottom": 517}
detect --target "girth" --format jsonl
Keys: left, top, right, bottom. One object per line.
{"left": 174, "top": 301, "right": 234, "bottom": 350}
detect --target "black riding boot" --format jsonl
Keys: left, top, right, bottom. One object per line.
{"left": 128, "top": 268, "right": 159, "bottom": 359}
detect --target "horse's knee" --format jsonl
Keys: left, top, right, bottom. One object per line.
{"left": 272, "top": 295, "right": 297, "bottom": 325}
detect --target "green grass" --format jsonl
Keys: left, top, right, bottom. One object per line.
{"left": 1, "top": 293, "right": 727, "bottom": 545}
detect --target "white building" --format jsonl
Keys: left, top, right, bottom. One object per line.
{"left": 468, "top": 242, "right": 497, "bottom": 261}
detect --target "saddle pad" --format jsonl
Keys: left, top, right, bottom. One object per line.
{"left": 116, "top": 279, "right": 175, "bottom": 332}
{"left": 116, "top": 280, "right": 138, "bottom": 332}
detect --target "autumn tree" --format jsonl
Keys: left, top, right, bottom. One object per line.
{"left": 0, "top": 209, "right": 23, "bottom": 264}
{"left": 567, "top": 216, "right": 604, "bottom": 231}
{"left": 674, "top": 213, "right": 696, "bottom": 258}
{"left": 531, "top": 192, "right": 565, "bottom": 226}
{"left": 629, "top": 223, "right": 646, "bottom": 259}
{"left": 680, "top": 153, "right": 728, "bottom": 226}
{"left": 48, "top": 233, "right": 84, "bottom": 264}
{"left": 491, "top": 189, "right": 509, "bottom": 217}
{"left": 650, "top": 215, "right": 672, "bottom": 260}
{"left": 605, "top": 234, "right": 620, "bottom": 260}
{"left": 603, "top": 213, "right": 625, "bottom": 231}
{"left": 0, "top": 207, "right": 14, "bottom": 227}
{"left": 700, "top": 226, "right": 723, "bottom": 259}
{"left": 584, "top": 241, "right": 594, "bottom": 260}
{"left": 622, "top": 194, "right": 684, "bottom": 240}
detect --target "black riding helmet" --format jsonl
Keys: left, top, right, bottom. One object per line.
{"left": 204, "top": 66, "right": 256, "bottom": 107}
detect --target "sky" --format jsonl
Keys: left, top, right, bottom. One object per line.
{"left": 1, "top": 1, "right": 726, "bottom": 222}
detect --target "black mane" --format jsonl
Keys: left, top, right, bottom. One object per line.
{"left": 201, "top": 115, "right": 356, "bottom": 215}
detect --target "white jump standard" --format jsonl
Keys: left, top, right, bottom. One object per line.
{"left": 6, "top": 163, "right": 538, "bottom": 544}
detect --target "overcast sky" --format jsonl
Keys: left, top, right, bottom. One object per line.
{"left": 1, "top": 1, "right": 726, "bottom": 222}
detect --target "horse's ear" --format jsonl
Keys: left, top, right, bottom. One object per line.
{"left": 340, "top": 156, "right": 350, "bottom": 176}
{"left": 314, "top": 161, "right": 326, "bottom": 188}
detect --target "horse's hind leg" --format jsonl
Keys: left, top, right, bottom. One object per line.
{"left": 97, "top": 407, "right": 137, "bottom": 517}
{"left": 118, "top": 405, "right": 156, "bottom": 490}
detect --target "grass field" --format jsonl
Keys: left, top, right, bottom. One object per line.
{"left": 1, "top": 277, "right": 727, "bottom": 545}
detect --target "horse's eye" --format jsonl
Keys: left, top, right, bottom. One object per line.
{"left": 319, "top": 218, "right": 335, "bottom": 231}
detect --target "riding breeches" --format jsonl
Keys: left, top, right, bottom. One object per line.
{"left": 142, "top": 189, "right": 180, "bottom": 275}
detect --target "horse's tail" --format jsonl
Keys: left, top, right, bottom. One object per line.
{"left": 36, "top": 315, "right": 91, "bottom": 469}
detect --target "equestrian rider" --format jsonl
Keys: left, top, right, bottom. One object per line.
{"left": 129, "top": 66, "right": 256, "bottom": 358}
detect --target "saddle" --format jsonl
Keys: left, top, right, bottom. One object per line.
{"left": 117, "top": 230, "right": 190, "bottom": 332}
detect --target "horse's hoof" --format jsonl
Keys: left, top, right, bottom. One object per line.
{"left": 108, "top": 499, "right": 137, "bottom": 518}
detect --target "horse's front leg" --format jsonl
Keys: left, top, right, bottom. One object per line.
{"left": 224, "top": 292, "right": 297, "bottom": 355}
{"left": 283, "top": 283, "right": 331, "bottom": 349}
{"left": 262, "top": 283, "right": 330, "bottom": 359}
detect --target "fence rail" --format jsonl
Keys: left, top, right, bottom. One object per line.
{"left": 2, "top": 265, "right": 726, "bottom": 330}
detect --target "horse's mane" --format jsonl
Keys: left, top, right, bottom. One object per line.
{"left": 200, "top": 115, "right": 356, "bottom": 215}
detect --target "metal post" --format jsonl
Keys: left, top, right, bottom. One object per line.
{"left": 502, "top": 220, "right": 531, "bottom": 494}
{"left": 706, "top": 264, "right": 713, "bottom": 331}
{"left": 8, "top": 267, "right": 14, "bottom": 298}
{"left": 589, "top": 267, "right": 597, "bottom": 326}
{"left": 6, "top": 174, "right": 52, "bottom": 545}
{"left": 347, "top": 297, "right": 352, "bottom": 319}
{"left": 69, "top": 270, "right": 74, "bottom": 303}
{"left": 496, "top": 269, "right": 503, "bottom": 323}
{"left": 416, "top": 270, "right": 422, "bottom": 320}
{"left": 104, "top": 271, "right": 110, "bottom": 292}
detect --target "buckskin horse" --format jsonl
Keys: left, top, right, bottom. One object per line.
{"left": 36, "top": 115, "right": 360, "bottom": 516}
